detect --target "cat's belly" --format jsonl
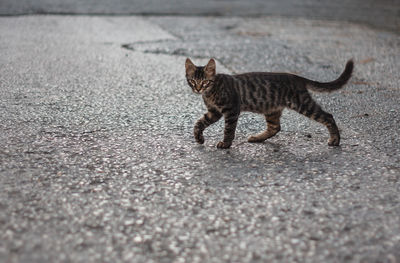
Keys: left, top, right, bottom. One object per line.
{"left": 240, "top": 104, "right": 264, "bottom": 113}
{"left": 241, "top": 104, "right": 281, "bottom": 114}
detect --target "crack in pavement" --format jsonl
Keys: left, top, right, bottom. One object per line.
{"left": 121, "top": 39, "right": 238, "bottom": 73}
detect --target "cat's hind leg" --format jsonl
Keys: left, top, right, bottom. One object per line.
{"left": 289, "top": 93, "right": 340, "bottom": 146}
{"left": 248, "top": 110, "right": 282, "bottom": 143}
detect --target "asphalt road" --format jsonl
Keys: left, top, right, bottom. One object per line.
{"left": 0, "top": 7, "right": 400, "bottom": 263}
{"left": 1, "top": 0, "right": 399, "bottom": 32}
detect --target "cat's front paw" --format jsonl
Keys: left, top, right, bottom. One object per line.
{"left": 216, "top": 141, "right": 231, "bottom": 149}
{"left": 194, "top": 133, "right": 205, "bottom": 144}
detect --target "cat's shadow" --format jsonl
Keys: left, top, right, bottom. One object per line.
{"left": 192, "top": 136, "right": 345, "bottom": 172}
{"left": 236, "top": 140, "right": 282, "bottom": 152}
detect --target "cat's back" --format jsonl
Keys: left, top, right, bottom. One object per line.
{"left": 215, "top": 72, "right": 302, "bottom": 96}
{"left": 216, "top": 72, "right": 296, "bottom": 83}
{"left": 234, "top": 72, "right": 297, "bottom": 83}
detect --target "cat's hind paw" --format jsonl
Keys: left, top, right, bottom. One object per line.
{"left": 217, "top": 141, "right": 232, "bottom": 149}
{"left": 248, "top": 135, "right": 266, "bottom": 143}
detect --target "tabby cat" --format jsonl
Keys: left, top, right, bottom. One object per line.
{"left": 185, "top": 58, "right": 353, "bottom": 149}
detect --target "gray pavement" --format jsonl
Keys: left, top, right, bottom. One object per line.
{"left": 0, "top": 12, "right": 400, "bottom": 263}
{"left": 1, "top": 0, "right": 400, "bottom": 33}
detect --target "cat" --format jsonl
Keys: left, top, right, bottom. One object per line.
{"left": 185, "top": 58, "right": 354, "bottom": 149}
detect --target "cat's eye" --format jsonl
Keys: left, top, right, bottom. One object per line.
{"left": 188, "top": 79, "right": 196, "bottom": 86}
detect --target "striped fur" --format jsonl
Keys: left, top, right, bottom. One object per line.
{"left": 185, "top": 58, "right": 353, "bottom": 149}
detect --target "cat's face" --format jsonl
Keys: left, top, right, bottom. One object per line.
{"left": 185, "top": 58, "right": 216, "bottom": 94}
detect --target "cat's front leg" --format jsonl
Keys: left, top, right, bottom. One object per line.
{"left": 194, "top": 109, "right": 222, "bottom": 144}
{"left": 217, "top": 110, "right": 239, "bottom": 149}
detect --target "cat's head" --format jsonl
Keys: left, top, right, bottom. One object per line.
{"left": 185, "top": 58, "right": 216, "bottom": 94}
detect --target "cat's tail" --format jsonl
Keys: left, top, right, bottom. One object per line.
{"left": 303, "top": 60, "right": 354, "bottom": 92}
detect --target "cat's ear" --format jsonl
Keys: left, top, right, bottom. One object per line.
{"left": 205, "top": 58, "right": 216, "bottom": 77}
{"left": 185, "top": 58, "right": 196, "bottom": 76}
